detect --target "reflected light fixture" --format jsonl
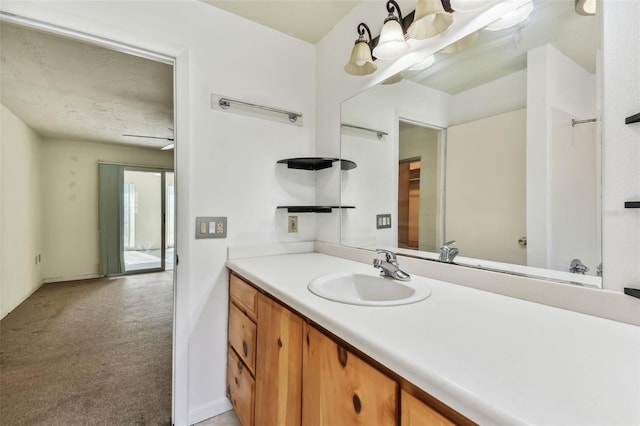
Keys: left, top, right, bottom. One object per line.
{"left": 372, "top": 0, "right": 410, "bottom": 60}
{"left": 408, "top": 54, "right": 435, "bottom": 70}
{"left": 442, "top": 31, "right": 478, "bottom": 53}
{"left": 407, "top": 0, "right": 453, "bottom": 40}
{"left": 344, "top": 23, "right": 377, "bottom": 76}
{"left": 575, "top": 0, "right": 596, "bottom": 15}
{"left": 381, "top": 72, "right": 404, "bottom": 85}
{"left": 484, "top": 1, "right": 534, "bottom": 31}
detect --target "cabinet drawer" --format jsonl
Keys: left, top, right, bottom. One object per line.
{"left": 230, "top": 273, "right": 258, "bottom": 321}
{"left": 229, "top": 302, "right": 257, "bottom": 374}
{"left": 227, "top": 348, "right": 255, "bottom": 426}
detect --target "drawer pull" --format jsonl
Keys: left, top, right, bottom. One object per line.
{"left": 277, "top": 337, "right": 283, "bottom": 348}
{"left": 243, "top": 341, "right": 248, "bottom": 357}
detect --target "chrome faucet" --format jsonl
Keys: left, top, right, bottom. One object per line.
{"left": 373, "top": 249, "right": 410, "bottom": 281}
{"left": 439, "top": 240, "right": 459, "bottom": 263}
{"left": 569, "top": 258, "right": 589, "bottom": 275}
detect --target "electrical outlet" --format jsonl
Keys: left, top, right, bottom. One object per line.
{"left": 288, "top": 216, "right": 298, "bottom": 233}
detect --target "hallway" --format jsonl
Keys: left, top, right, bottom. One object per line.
{"left": 0, "top": 272, "right": 173, "bottom": 425}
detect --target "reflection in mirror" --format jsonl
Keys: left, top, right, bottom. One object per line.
{"left": 340, "top": 0, "right": 601, "bottom": 287}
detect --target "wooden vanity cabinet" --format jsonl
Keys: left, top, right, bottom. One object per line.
{"left": 227, "top": 271, "right": 473, "bottom": 426}
{"left": 302, "top": 323, "right": 397, "bottom": 425}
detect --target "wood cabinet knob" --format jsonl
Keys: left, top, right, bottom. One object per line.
{"left": 242, "top": 341, "right": 248, "bottom": 357}
{"left": 277, "top": 337, "right": 283, "bottom": 348}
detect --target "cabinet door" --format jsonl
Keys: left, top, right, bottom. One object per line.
{"left": 302, "top": 324, "right": 397, "bottom": 426}
{"left": 401, "top": 389, "right": 455, "bottom": 426}
{"left": 255, "top": 294, "right": 303, "bottom": 426}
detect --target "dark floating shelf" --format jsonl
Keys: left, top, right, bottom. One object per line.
{"left": 625, "top": 112, "right": 640, "bottom": 124}
{"left": 625, "top": 201, "right": 640, "bottom": 209}
{"left": 277, "top": 157, "right": 357, "bottom": 171}
{"left": 341, "top": 159, "right": 357, "bottom": 170}
{"left": 277, "top": 206, "right": 355, "bottom": 213}
{"left": 624, "top": 288, "right": 640, "bottom": 300}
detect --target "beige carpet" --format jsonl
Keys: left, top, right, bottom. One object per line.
{"left": 0, "top": 272, "right": 173, "bottom": 425}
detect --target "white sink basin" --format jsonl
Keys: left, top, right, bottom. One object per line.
{"left": 307, "top": 272, "right": 431, "bottom": 306}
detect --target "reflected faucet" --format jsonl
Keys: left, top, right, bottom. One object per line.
{"left": 439, "top": 240, "right": 459, "bottom": 263}
{"left": 569, "top": 258, "right": 589, "bottom": 275}
{"left": 373, "top": 249, "right": 410, "bottom": 281}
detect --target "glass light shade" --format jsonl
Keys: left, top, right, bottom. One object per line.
{"left": 407, "top": 0, "right": 453, "bottom": 40}
{"left": 484, "top": 1, "right": 534, "bottom": 31}
{"left": 450, "top": 0, "right": 492, "bottom": 12}
{"left": 442, "top": 31, "right": 479, "bottom": 54}
{"left": 575, "top": 0, "right": 596, "bottom": 15}
{"left": 372, "top": 19, "right": 410, "bottom": 60}
{"left": 407, "top": 54, "right": 435, "bottom": 71}
{"left": 344, "top": 41, "right": 377, "bottom": 76}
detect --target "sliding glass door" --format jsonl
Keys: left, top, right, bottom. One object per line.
{"left": 123, "top": 169, "right": 173, "bottom": 273}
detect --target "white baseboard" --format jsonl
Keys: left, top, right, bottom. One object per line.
{"left": 188, "top": 397, "right": 232, "bottom": 425}
{"left": 43, "top": 273, "right": 101, "bottom": 284}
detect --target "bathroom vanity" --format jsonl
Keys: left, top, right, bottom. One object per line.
{"left": 226, "top": 249, "right": 639, "bottom": 425}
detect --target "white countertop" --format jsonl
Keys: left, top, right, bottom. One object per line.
{"left": 227, "top": 252, "right": 640, "bottom": 425}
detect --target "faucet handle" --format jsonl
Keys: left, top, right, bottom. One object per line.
{"left": 441, "top": 240, "right": 456, "bottom": 249}
{"left": 375, "top": 249, "right": 398, "bottom": 264}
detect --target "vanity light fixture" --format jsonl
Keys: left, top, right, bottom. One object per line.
{"left": 372, "top": 0, "right": 410, "bottom": 60}
{"left": 575, "top": 0, "right": 596, "bottom": 15}
{"left": 484, "top": 1, "right": 534, "bottom": 31}
{"left": 407, "top": 0, "right": 453, "bottom": 40}
{"left": 344, "top": 23, "right": 377, "bottom": 76}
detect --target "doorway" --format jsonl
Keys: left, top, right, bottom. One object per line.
{"left": 398, "top": 159, "right": 421, "bottom": 250}
{"left": 0, "top": 14, "right": 178, "bottom": 424}
{"left": 123, "top": 169, "right": 175, "bottom": 273}
{"left": 398, "top": 120, "right": 445, "bottom": 253}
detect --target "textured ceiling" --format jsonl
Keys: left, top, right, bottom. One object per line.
{"left": 0, "top": 22, "right": 174, "bottom": 149}
{"left": 200, "top": 0, "right": 359, "bottom": 44}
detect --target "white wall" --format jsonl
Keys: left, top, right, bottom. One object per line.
{"left": 446, "top": 109, "right": 527, "bottom": 265}
{"left": 526, "top": 44, "right": 598, "bottom": 272}
{"left": 601, "top": 0, "right": 640, "bottom": 292}
{"left": 40, "top": 139, "right": 173, "bottom": 282}
{"left": 0, "top": 104, "right": 44, "bottom": 318}
{"left": 0, "top": 1, "right": 316, "bottom": 424}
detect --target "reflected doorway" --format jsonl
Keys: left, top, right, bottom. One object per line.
{"left": 123, "top": 169, "right": 175, "bottom": 273}
{"left": 398, "top": 159, "right": 421, "bottom": 250}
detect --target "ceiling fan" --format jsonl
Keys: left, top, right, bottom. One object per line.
{"left": 122, "top": 128, "right": 174, "bottom": 150}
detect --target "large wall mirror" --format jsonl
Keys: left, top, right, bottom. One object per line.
{"left": 340, "top": 0, "right": 601, "bottom": 287}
